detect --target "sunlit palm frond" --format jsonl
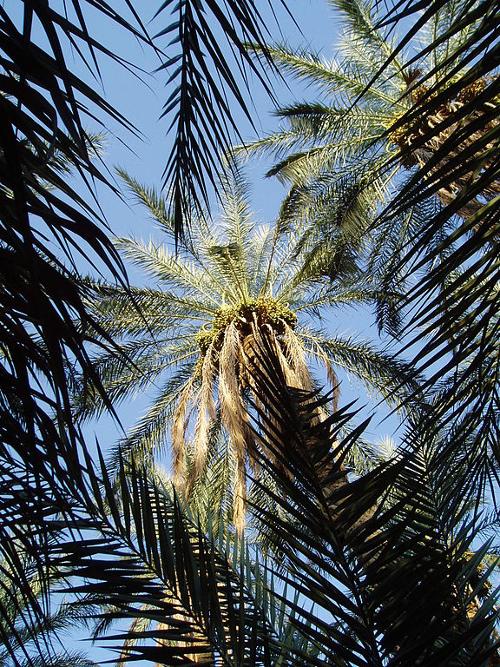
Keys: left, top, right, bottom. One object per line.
{"left": 86, "top": 281, "right": 216, "bottom": 333}
{"left": 115, "top": 238, "right": 222, "bottom": 305}
{"left": 108, "top": 367, "right": 197, "bottom": 472}
{"left": 252, "top": 44, "right": 398, "bottom": 103}
{"left": 298, "top": 327, "right": 420, "bottom": 410}
{"left": 331, "top": 0, "right": 402, "bottom": 65}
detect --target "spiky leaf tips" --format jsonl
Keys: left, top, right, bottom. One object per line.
{"left": 155, "top": 0, "right": 294, "bottom": 236}
{"left": 77, "top": 166, "right": 419, "bottom": 534}
{"left": 243, "top": 0, "right": 499, "bottom": 224}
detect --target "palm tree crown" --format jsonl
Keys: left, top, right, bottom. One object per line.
{"left": 80, "top": 168, "right": 416, "bottom": 530}
{"left": 244, "top": 0, "right": 498, "bottom": 220}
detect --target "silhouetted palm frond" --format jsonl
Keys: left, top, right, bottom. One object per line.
{"left": 0, "top": 547, "right": 97, "bottom": 667}
{"left": 154, "top": 0, "right": 296, "bottom": 235}
{"left": 45, "top": 449, "right": 314, "bottom": 665}
{"left": 3, "top": 330, "right": 497, "bottom": 665}
{"left": 0, "top": 3, "right": 149, "bottom": 655}
{"left": 244, "top": 330, "right": 500, "bottom": 665}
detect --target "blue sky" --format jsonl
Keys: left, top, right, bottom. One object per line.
{"left": 12, "top": 1, "right": 410, "bottom": 662}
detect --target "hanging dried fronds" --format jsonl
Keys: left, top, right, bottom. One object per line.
{"left": 172, "top": 375, "right": 199, "bottom": 489}
{"left": 191, "top": 344, "right": 217, "bottom": 487}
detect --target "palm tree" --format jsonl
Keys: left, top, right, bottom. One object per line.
{"left": 242, "top": 0, "right": 498, "bottom": 222}
{"left": 75, "top": 167, "right": 418, "bottom": 531}
{"left": 241, "top": 0, "right": 500, "bottom": 511}
{"left": 2, "top": 1, "right": 498, "bottom": 664}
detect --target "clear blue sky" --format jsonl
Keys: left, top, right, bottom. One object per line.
{"left": 15, "top": 1, "right": 410, "bottom": 662}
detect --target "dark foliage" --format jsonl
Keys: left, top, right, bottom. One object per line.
{"left": 155, "top": 0, "right": 295, "bottom": 235}
{"left": 0, "top": 0, "right": 498, "bottom": 664}
{"left": 244, "top": 331, "right": 500, "bottom": 665}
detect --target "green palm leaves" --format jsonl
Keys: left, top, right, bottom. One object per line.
{"left": 1, "top": 1, "right": 498, "bottom": 664}
{"left": 79, "top": 167, "right": 417, "bottom": 532}
{"left": 244, "top": 0, "right": 498, "bottom": 221}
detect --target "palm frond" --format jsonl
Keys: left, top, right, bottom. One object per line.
{"left": 0, "top": 546, "right": 98, "bottom": 667}
{"left": 109, "top": 366, "right": 197, "bottom": 471}
{"left": 155, "top": 0, "right": 295, "bottom": 236}
{"left": 117, "top": 169, "right": 176, "bottom": 238}
{"left": 244, "top": 330, "right": 500, "bottom": 664}
{"left": 331, "top": 0, "right": 401, "bottom": 66}
{"left": 72, "top": 340, "right": 195, "bottom": 421}
{"left": 252, "top": 43, "right": 398, "bottom": 103}
{"left": 115, "top": 238, "right": 222, "bottom": 305}
{"left": 47, "top": 452, "right": 285, "bottom": 665}
{"left": 0, "top": 4, "right": 151, "bottom": 649}
{"left": 86, "top": 281, "right": 216, "bottom": 335}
